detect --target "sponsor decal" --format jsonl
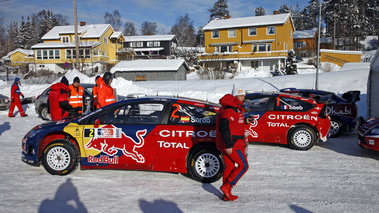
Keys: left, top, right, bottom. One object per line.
{"left": 181, "top": 116, "right": 190, "bottom": 123}
{"left": 85, "top": 125, "right": 147, "bottom": 163}
{"left": 246, "top": 114, "right": 260, "bottom": 138}
{"left": 191, "top": 116, "right": 211, "bottom": 124}
{"left": 267, "top": 122, "right": 289, "bottom": 127}
{"left": 159, "top": 130, "right": 216, "bottom": 138}
{"left": 369, "top": 139, "right": 375, "bottom": 145}
{"left": 268, "top": 114, "right": 318, "bottom": 121}
{"left": 158, "top": 141, "right": 190, "bottom": 149}
{"left": 327, "top": 106, "right": 352, "bottom": 115}
{"left": 88, "top": 155, "right": 119, "bottom": 164}
{"left": 84, "top": 127, "right": 122, "bottom": 138}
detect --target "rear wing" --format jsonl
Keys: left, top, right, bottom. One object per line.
{"left": 341, "top": 91, "right": 360, "bottom": 103}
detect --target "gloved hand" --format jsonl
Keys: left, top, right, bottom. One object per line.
{"left": 21, "top": 95, "right": 25, "bottom": 99}
{"left": 11, "top": 99, "right": 14, "bottom": 103}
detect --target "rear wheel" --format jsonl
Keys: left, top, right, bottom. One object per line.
{"left": 39, "top": 106, "right": 51, "bottom": 121}
{"left": 288, "top": 125, "right": 316, "bottom": 150}
{"left": 330, "top": 118, "right": 343, "bottom": 138}
{"left": 187, "top": 145, "right": 224, "bottom": 183}
{"left": 42, "top": 139, "right": 79, "bottom": 175}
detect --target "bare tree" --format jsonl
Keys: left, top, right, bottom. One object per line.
{"left": 140, "top": 21, "right": 157, "bottom": 35}
{"left": 104, "top": 10, "right": 122, "bottom": 30}
{"left": 123, "top": 21, "right": 137, "bottom": 36}
{"left": 171, "top": 13, "right": 196, "bottom": 47}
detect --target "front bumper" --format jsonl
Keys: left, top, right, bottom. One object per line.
{"left": 357, "top": 131, "right": 379, "bottom": 151}
{"left": 21, "top": 137, "right": 40, "bottom": 166}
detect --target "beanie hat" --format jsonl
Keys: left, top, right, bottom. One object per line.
{"left": 14, "top": 77, "right": 20, "bottom": 83}
{"left": 61, "top": 76, "right": 69, "bottom": 86}
{"left": 103, "top": 72, "right": 113, "bottom": 85}
{"left": 73, "top": 76, "right": 80, "bottom": 83}
{"left": 231, "top": 83, "right": 245, "bottom": 96}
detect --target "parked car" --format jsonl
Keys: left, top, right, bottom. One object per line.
{"left": 34, "top": 83, "right": 95, "bottom": 120}
{"left": 244, "top": 92, "right": 331, "bottom": 150}
{"left": 22, "top": 96, "right": 223, "bottom": 183}
{"left": 0, "top": 94, "right": 11, "bottom": 110}
{"left": 357, "top": 117, "right": 379, "bottom": 151}
{"left": 280, "top": 88, "right": 360, "bottom": 137}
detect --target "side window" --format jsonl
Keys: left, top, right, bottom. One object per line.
{"left": 169, "top": 103, "right": 217, "bottom": 125}
{"left": 104, "top": 102, "right": 164, "bottom": 124}
{"left": 245, "top": 97, "right": 271, "bottom": 112}
{"left": 274, "top": 97, "right": 314, "bottom": 112}
{"left": 88, "top": 111, "right": 108, "bottom": 124}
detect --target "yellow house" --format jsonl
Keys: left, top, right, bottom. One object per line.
{"left": 31, "top": 23, "right": 125, "bottom": 73}
{"left": 4, "top": 48, "right": 34, "bottom": 67}
{"left": 200, "top": 13, "right": 295, "bottom": 72}
{"left": 320, "top": 49, "right": 362, "bottom": 66}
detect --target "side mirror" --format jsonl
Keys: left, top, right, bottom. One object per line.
{"left": 94, "top": 119, "right": 100, "bottom": 128}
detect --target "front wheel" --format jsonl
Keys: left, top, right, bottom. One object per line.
{"left": 187, "top": 145, "right": 224, "bottom": 183}
{"left": 330, "top": 118, "right": 343, "bottom": 138}
{"left": 42, "top": 139, "right": 79, "bottom": 175}
{"left": 288, "top": 125, "right": 316, "bottom": 150}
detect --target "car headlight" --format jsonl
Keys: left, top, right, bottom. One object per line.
{"left": 3, "top": 98, "right": 10, "bottom": 104}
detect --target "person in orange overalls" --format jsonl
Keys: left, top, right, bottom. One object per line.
{"left": 68, "top": 77, "right": 84, "bottom": 116}
{"left": 8, "top": 77, "right": 27, "bottom": 117}
{"left": 97, "top": 72, "right": 116, "bottom": 108}
{"left": 92, "top": 76, "right": 100, "bottom": 109}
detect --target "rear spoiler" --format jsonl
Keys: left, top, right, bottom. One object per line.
{"left": 341, "top": 90, "right": 360, "bottom": 103}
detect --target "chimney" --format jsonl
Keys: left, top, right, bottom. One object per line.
{"left": 224, "top": 15, "right": 231, "bottom": 19}
{"left": 273, "top": 10, "right": 280, "bottom": 15}
{"left": 80, "top": 21, "right": 86, "bottom": 26}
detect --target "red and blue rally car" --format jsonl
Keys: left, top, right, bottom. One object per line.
{"left": 244, "top": 92, "right": 331, "bottom": 150}
{"left": 22, "top": 96, "right": 223, "bottom": 183}
{"left": 357, "top": 117, "right": 379, "bottom": 151}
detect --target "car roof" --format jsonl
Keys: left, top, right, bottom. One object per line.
{"left": 246, "top": 91, "right": 318, "bottom": 104}
{"left": 279, "top": 88, "right": 335, "bottom": 95}
{"left": 120, "top": 96, "right": 220, "bottom": 107}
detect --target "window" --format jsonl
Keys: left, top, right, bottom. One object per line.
{"left": 137, "top": 42, "right": 143, "bottom": 47}
{"left": 215, "top": 45, "right": 233, "bottom": 53}
{"left": 36, "top": 50, "right": 42, "bottom": 59}
{"left": 168, "top": 103, "right": 217, "bottom": 125}
{"left": 42, "top": 50, "right": 48, "bottom": 59}
{"left": 274, "top": 97, "right": 315, "bottom": 112}
{"left": 104, "top": 102, "right": 165, "bottom": 124}
{"left": 290, "top": 30, "right": 292, "bottom": 38}
{"left": 252, "top": 44, "right": 257, "bottom": 52}
{"left": 104, "top": 37, "right": 108, "bottom": 44}
{"left": 154, "top": 41, "right": 160, "bottom": 46}
{"left": 130, "top": 42, "right": 136, "bottom": 47}
{"left": 212, "top": 30, "right": 219, "bottom": 39}
{"left": 258, "top": 44, "right": 266, "bottom": 51}
{"left": 249, "top": 28, "right": 257, "bottom": 36}
{"left": 94, "top": 49, "right": 99, "bottom": 56}
{"left": 147, "top": 41, "right": 154, "bottom": 47}
{"left": 66, "top": 49, "right": 72, "bottom": 59}
{"left": 85, "top": 49, "right": 90, "bottom": 58}
{"left": 251, "top": 61, "right": 258, "bottom": 69}
{"left": 267, "top": 43, "right": 271, "bottom": 51}
{"left": 267, "top": 26, "right": 275, "bottom": 35}
{"left": 55, "top": 50, "right": 60, "bottom": 59}
{"left": 294, "top": 41, "right": 306, "bottom": 48}
{"left": 48, "top": 50, "right": 54, "bottom": 59}
{"left": 62, "top": 36, "right": 69, "bottom": 43}
{"left": 245, "top": 96, "right": 271, "bottom": 112}
{"left": 228, "top": 29, "right": 236, "bottom": 37}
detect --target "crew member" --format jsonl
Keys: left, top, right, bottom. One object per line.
{"left": 68, "top": 76, "right": 84, "bottom": 116}
{"left": 8, "top": 77, "right": 27, "bottom": 117}
{"left": 216, "top": 83, "right": 251, "bottom": 201}
{"left": 92, "top": 76, "right": 100, "bottom": 109}
{"left": 48, "top": 76, "right": 73, "bottom": 121}
{"left": 97, "top": 72, "right": 116, "bottom": 108}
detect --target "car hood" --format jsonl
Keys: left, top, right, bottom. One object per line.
{"left": 362, "top": 118, "right": 379, "bottom": 129}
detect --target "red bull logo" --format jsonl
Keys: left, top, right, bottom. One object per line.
{"left": 85, "top": 125, "right": 147, "bottom": 163}
{"left": 246, "top": 114, "right": 259, "bottom": 138}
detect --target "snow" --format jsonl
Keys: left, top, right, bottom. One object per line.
{"left": 203, "top": 14, "right": 292, "bottom": 30}
{"left": 293, "top": 28, "right": 317, "bottom": 39}
{"left": 42, "top": 24, "right": 111, "bottom": 40}
{"left": 110, "top": 59, "right": 187, "bottom": 72}
{"left": 125, "top": 35, "right": 176, "bottom": 42}
{"left": 1, "top": 60, "right": 379, "bottom": 212}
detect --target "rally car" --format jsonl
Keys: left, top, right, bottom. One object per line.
{"left": 244, "top": 92, "right": 330, "bottom": 150}
{"left": 22, "top": 96, "right": 223, "bottom": 183}
{"left": 280, "top": 88, "right": 360, "bottom": 137}
{"left": 357, "top": 117, "right": 379, "bottom": 151}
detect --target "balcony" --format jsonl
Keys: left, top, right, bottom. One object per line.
{"left": 198, "top": 51, "right": 288, "bottom": 61}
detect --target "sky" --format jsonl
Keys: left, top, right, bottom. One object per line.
{"left": 0, "top": 0, "right": 308, "bottom": 33}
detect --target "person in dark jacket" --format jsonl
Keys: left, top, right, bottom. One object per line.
{"left": 48, "top": 76, "right": 73, "bottom": 121}
{"left": 216, "top": 83, "right": 251, "bottom": 201}
{"left": 8, "top": 77, "right": 27, "bottom": 117}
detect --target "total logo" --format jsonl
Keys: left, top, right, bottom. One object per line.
{"left": 159, "top": 130, "right": 216, "bottom": 138}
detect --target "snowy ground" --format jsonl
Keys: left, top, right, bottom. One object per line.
{"left": 1, "top": 61, "right": 378, "bottom": 212}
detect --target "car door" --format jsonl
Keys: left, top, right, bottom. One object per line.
{"left": 81, "top": 101, "right": 165, "bottom": 170}
{"left": 244, "top": 95, "right": 273, "bottom": 142}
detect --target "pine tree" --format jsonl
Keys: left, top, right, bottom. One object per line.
{"left": 255, "top": 7, "right": 265, "bottom": 16}
{"left": 18, "top": 17, "right": 26, "bottom": 48}
{"left": 208, "top": 0, "right": 230, "bottom": 21}
{"left": 279, "top": 4, "right": 292, "bottom": 14}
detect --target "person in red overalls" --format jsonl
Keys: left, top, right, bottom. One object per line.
{"left": 68, "top": 76, "right": 84, "bottom": 116}
{"left": 48, "top": 76, "right": 73, "bottom": 121}
{"left": 97, "top": 72, "right": 116, "bottom": 108}
{"left": 216, "top": 83, "right": 251, "bottom": 201}
{"left": 8, "top": 77, "right": 27, "bottom": 117}
{"left": 92, "top": 76, "right": 100, "bottom": 109}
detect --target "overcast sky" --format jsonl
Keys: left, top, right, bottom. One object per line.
{"left": 0, "top": 0, "right": 307, "bottom": 33}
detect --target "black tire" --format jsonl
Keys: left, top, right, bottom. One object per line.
{"left": 42, "top": 139, "right": 79, "bottom": 175}
{"left": 187, "top": 145, "right": 224, "bottom": 183}
{"left": 288, "top": 125, "right": 316, "bottom": 150}
{"left": 39, "top": 106, "right": 51, "bottom": 121}
{"left": 330, "top": 118, "right": 343, "bottom": 138}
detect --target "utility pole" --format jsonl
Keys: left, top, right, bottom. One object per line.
{"left": 73, "top": 0, "right": 80, "bottom": 70}
{"left": 315, "top": 0, "right": 322, "bottom": 90}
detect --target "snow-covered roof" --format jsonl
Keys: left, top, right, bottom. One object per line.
{"left": 294, "top": 28, "right": 317, "bottom": 39}
{"left": 110, "top": 31, "right": 123, "bottom": 39}
{"left": 320, "top": 49, "right": 362, "bottom": 55}
{"left": 31, "top": 42, "right": 101, "bottom": 49}
{"left": 203, "top": 13, "right": 293, "bottom": 31}
{"left": 125, "top": 35, "right": 176, "bottom": 42}
{"left": 6, "top": 48, "right": 34, "bottom": 57}
{"left": 42, "top": 24, "right": 112, "bottom": 40}
{"left": 110, "top": 59, "right": 188, "bottom": 73}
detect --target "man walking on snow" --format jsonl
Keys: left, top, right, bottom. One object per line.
{"left": 216, "top": 83, "right": 251, "bottom": 201}
{"left": 8, "top": 77, "right": 27, "bottom": 117}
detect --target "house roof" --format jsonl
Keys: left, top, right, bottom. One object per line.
{"left": 125, "top": 35, "right": 176, "bottom": 42}
{"left": 6, "top": 48, "right": 34, "bottom": 57}
{"left": 42, "top": 24, "right": 113, "bottom": 40}
{"left": 31, "top": 41, "right": 101, "bottom": 49}
{"left": 110, "top": 59, "right": 189, "bottom": 73}
{"left": 293, "top": 28, "right": 317, "bottom": 39}
{"left": 203, "top": 13, "right": 293, "bottom": 31}
{"left": 110, "top": 31, "right": 124, "bottom": 39}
